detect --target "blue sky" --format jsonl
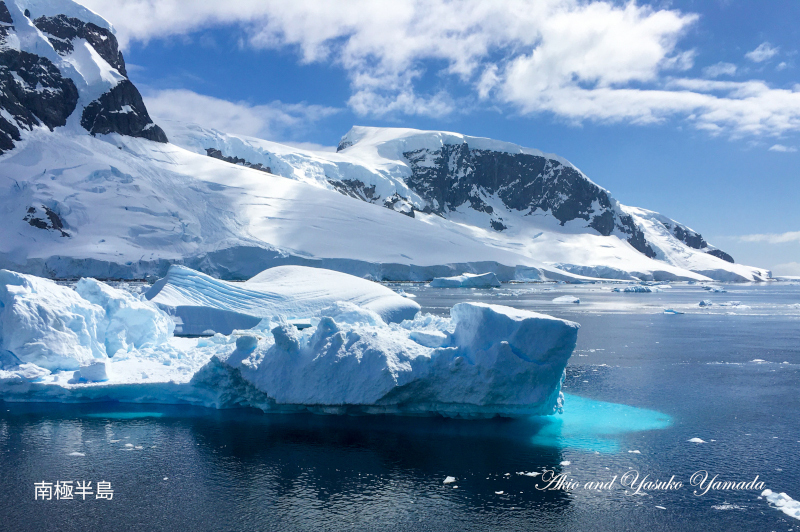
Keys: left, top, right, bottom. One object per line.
{"left": 80, "top": 0, "right": 799, "bottom": 274}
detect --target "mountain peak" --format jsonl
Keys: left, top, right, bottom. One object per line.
{"left": 0, "top": 0, "right": 166, "bottom": 153}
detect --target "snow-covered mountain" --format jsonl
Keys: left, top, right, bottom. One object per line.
{"left": 166, "top": 122, "right": 769, "bottom": 282}
{"left": 0, "top": 0, "right": 770, "bottom": 282}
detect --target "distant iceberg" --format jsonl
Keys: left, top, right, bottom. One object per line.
{"left": 0, "top": 269, "right": 579, "bottom": 418}
{"left": 430, "top": 272, "right": 501, "bottom": 288}
{"left": 612, "top": 285, "right": 660, "bottom": 293}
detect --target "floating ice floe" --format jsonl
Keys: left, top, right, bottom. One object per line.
{"left": 663, "top": 309, "right": 684, "bottom": 315}
{"left": 0, "top": 270, "right": 579, "bottom": 418}
{"left": 429, "top": 272, "right": 501, "bottom": 288}
{"left": 762, "top": 489, "right": 800, "bottom": 521}
{"left": 612, "top": 286, "right": 659, "bottom": 293}
{"left": 703, "top": 285, "right": 727, "bottom": 293}
{"left": 552, "top": 296, "right": 580, "bottom": 304}
{"left": 699, "top": 300, "right": 713, "bottom": 307}
{"left": 688, "top": 437, "right": 706, "bottom": 443}
{"left": 443, "top": 476, "right": 456, "bottom": 484}
{"left": 146, "top": 265, "right": 420, "bottom": 335}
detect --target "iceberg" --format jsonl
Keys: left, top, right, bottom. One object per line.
{"left": 207, "top": 301, "right": 579, "bottom": 417}
{"left": 0, "top": 270, "right": 578, "bottom": 418}
{"left": 552, "top": 295, "right": 580, "bottom": 304}
{"left": 0, "top": 270, "right": 174, "bottom": 371}
{"left": 612, "top": 285, "right": 659, "bottom": 293}
{"left": 0, "top": 270, "right": 108, "bottom": 371}
{"left": 146, "top": 265, "right": 421, "bottom": 335}
{"left": 429, "top": 272, "right": 502, "bottom": 288}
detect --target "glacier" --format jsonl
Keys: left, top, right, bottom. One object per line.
{"left": 0, "top": 268, "right": 579, "bottom": 418}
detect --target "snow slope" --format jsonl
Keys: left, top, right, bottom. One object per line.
{"left": 162, "top": 121, "right": 770, "bottom": 282}
{"left": 146, "top": 264, "right": 420, "bottom": 335}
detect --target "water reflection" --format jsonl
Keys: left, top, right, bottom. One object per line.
{"left": 528, "top": 394, "right": 672, "bottom": 453}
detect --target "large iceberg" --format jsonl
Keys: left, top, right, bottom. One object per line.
{"left": 0, "top": 270, "right": 579, "bottom": 418}
{"left": 430, "top": 272, "right": 502, "bottom": 288}
{"left": 146, "top": 265, "right": 421, "bottom": 335}
{"left": 200, "top": 302, "right": 579, "bottom": 417}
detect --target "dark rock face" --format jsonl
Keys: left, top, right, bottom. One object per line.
{"left": 662, "top": 220, "right": 707, "bottom": 249}
{"left": 659, "top": 219, "right": 733, "bottom": 262}
{"left": 23, "top": 205, "right": 70, "bottom": 237}
{"left": 81, "top": 80, "right": 168, "bottom": 142}
{"left": 0, "top": 4, "right": 167, "bottom": 151}
{"left": 328, "top": 179, "right": 377, "bottom": 202}
{"left": 401, "top": 143, "right": 656, "bottom": 255}
{"left": 0, "top": 2, "right": 12, "bottom": 24}
{"left": 337, "top": 139, "right": 354, "bottom": 152}
{"left": 206, "top": 148, "right": 271, "bottom": 173}
{"left": 706, "top": 248, "right": 734, "bottom": 263}
{"left": 0, "top": 49, "right": 79, "bottom": 153}
{"left": 34, "top": 14, "right": 127, "bottom": 76}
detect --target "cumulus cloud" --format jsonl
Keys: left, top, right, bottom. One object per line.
{"left": 142, "top": 89, "right": 339, "bottom": 139}
{"left": 80, "top": 0, "right": 800, "bottom": 137}
{"left": 745, "top": 42, "right": 779, "bottom": 63}
{"left": 769, "top": 144, "right": 797, "bottom": 152}
{"left": 702, "top": 62, "right": 737, "bottom": 78}
{"left": 738, "top": 231, "right": 800, "bottom": 244}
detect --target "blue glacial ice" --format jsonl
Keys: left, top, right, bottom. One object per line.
{"left": 0, "top": 267, "right": 580, "bottom": 418}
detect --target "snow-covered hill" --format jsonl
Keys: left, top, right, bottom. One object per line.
{"left": 0, "top": 0, "right": 770, "bottom": 282}
{"left": 165, "top": 121, "right": 769, "bottom": 282}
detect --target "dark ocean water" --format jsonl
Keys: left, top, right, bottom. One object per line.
{"left": 1, "top": 283, "right": 798, "bottom": 531}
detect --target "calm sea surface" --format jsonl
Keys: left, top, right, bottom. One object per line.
{"left": 1, "top": 283, "right": 798, "bottom": 531}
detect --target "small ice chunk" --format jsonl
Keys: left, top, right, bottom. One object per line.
{"left": 163, "top": 477, "right": 168, "bottom": 481}
{"left": 663, "top": 309, "right": 684, "bottom": 315}
{"left": 73, "top": 361, "right": 110, "bottom": 383}
{"left": 552, "top": 296, "right": 580, "bottom": 304}
{"left": 68, "top": 451, "right": 85, "bottom": 456}
{"left": 495, "top": 491, "right": 504, "bottom": 495}
{"left": 560, "top": 461, "right": 571, "bottom": 466}
{"left": 124, "top": 443, "right": 134, "bottom": 448}
{"left": 688, "top": 437, "right": 706, "bottom": 443}
{"left": 699, "top": 300, "right": 713, "bottom": 307}
{"left": 443, "top": 476, "right": 456, "bottom": 484}
{"left": 655, "top": 506, "right": 666, "bottom": 510}
{"left": 628, "top": 450, "right": 641, "bottom": 454}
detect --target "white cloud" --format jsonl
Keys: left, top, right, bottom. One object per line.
{"left": 776, "top": 62, "right": 788, "bottom": 71}
{"left": 702, "top": 62, "right": 737, "bottom": 78}
{"left": 773, "top": 262, "right": 800, "bottom": 276}
{"left": 768, "top": 144, "right": 797, "bottom": 152}
{"left": 745, "top": 42, "right": 779, "bottom": 63}
{"left": 142, "top": 89, "right": 339, "bottom": 139}
{"left": 80, "top": 0, "right": 800, "bottom": 137}
{"left": 738, "top": 231, "right": 800, "bottom": 244}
